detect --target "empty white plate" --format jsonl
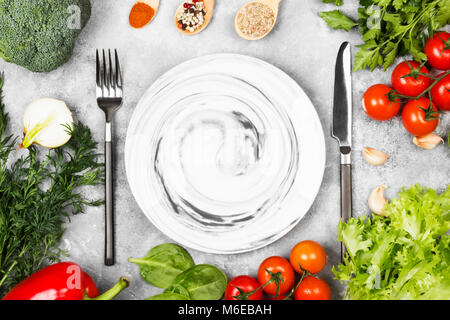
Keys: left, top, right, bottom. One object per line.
{"left": 125, "top": 54, "right": 325, "bottom": 254}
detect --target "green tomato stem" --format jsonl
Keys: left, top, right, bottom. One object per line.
{"left": 389, "top": 70, "right": 450, "bottom": 102}
{"left": 283, "top": 266, "right": 310, "bottom": 300}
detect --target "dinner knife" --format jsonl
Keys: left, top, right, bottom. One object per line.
{"left": 331, "top": 41, "right": 353, "bottom": 262}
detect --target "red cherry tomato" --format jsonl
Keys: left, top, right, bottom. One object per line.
{"left": 402, "top": 97, "right": 439, "bottom": 136}
{"left": 224, "top": 275, "right": 263, "bottom": 300}
{"left": 289, "top": 240, "right": 327, "bottom": 274}
{"left": 257, "top": 256, "right": 295, "bottom": 296}
{"left": 362, "top": 84, "right": 401, "bottom": 121}
{"left": 430, "top": 72, "right": 450, "bottom": 111}
{"left": 391, "top": 61, "right": 431, "bottom": 97}
{"left": 424, "top": 32, "right": 450, "bottom": 71}
{"left": 294, "top": 276, "right": 331, "bottom": 300}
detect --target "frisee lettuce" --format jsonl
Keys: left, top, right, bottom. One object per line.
{"left": 334, "top": 184, "right": 450, "bottom": 300}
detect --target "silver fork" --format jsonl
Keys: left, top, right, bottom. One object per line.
{"left": 96, "top": 49, "right": 123, "bottom": 266}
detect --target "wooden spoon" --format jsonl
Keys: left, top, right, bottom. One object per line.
{"left": 129, "top": 0, "right": 160, "bottom": 28}
{"left": 174, "top": 0, "right": 215, "bottom": 35}
{"left": 235, "top": 0, "right": 282, "bottom": 40}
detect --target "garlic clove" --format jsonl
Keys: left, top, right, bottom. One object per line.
{"left": 368, "top": 185, "right": 388, "bottom": 216}
{"left": 413, "top": 134, "right": 443, "bottom": 150}
{"left": 362, "top": 147, "right": 389, "bottom": 166}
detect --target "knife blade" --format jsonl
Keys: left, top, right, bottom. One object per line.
{"left": 331, "top": 42, "right": 353, "bottom": 262}
{"left": 332, "top": 41, "right": 352, "bottom": 150}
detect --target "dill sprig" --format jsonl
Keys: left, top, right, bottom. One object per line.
{"left": 0, "top": 73, "right": 104, "bottom": 295}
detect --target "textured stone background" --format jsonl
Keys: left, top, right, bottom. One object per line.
{"left": 0, "top": 0, "right": 448, "bottom": 300}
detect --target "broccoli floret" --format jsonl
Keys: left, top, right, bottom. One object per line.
{"left": 0, "top": 0, "right": 91, "bottom": 72}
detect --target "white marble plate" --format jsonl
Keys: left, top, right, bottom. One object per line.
{"left": 125, "top": 54, "right": 325, "bottom": 254}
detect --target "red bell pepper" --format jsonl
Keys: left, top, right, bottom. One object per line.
{"left": 2, "top": 262, "right": 129, "bottom": 300}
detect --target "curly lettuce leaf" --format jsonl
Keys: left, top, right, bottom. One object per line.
{"left": 334, "top": 184, "right": 450, "bottom": 300}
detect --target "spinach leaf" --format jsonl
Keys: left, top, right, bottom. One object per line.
{"left": 146, "top": 293, "right": 190, "bottom": 300}
{"left": 171, "top": 264, "right": 228, "bottom": 300}
{"left": 129, "top": 243, "right": 195, "bottom": 289}
{"left": 164, "top": 284, "right": 191, "bottom": 299}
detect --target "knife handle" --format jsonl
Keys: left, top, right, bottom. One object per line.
{"left": 340, "top": 163, "right": 352, "bottom": 262}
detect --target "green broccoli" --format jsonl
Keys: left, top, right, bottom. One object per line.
{"left": 0, "top": 0, "right": 91, "bottom": 72}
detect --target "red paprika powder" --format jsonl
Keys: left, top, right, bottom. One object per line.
{"left": 129, "top": 2, "right": 155, "bottom": 29}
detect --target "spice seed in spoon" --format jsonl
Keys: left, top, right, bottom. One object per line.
{"left": 177, "top": 0, "right": 206, "bottom": 33}
{"left": 236, "top": 2, "right": 275, "bottom": 39}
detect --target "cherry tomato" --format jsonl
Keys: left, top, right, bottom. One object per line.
{"left": 257, "top": 256, "right": 295, "bottom": 296}
{"left": 294, "top": 276, "right": 331, "bottom": 300}
{"left": 362, "top": 84, "right": 401, "bottom": 121}
{"left": 289, "top": 240, "right": 326, "bottom": 274}
{"left": 424, "top": 32, "right": 450, "bottom": 71}
{"left": 224, "top": 275, "right": 263, "bottom": 300}
{"left": 391, "top": 61, "right": 431, "bottom": 97}
{"left": 402, "top": 97, "right": 439, "bottom": 136}
{"left": 430, "top": 72, "right": 450, "bottom": 111}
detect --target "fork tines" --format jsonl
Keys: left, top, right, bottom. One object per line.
{"left": 96, "top": 49, "right": 122, "bottom": 98}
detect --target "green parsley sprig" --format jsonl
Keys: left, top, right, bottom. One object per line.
{"left": 319, "top": 0, "right": 450, "bottom": 71}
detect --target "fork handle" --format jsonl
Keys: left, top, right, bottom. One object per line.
{"left": 105, "top": 123, "right": 114, "bottom": 266}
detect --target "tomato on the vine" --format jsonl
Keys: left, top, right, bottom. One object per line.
{"left": 362, "top": 84, "right": 401, "bottom": 121}
{"left": 294, "top": 276, "right": 331, "bottom": 300}
{"left": 402, "top": 97, "right": 439, "bottom": 136}
{"left": 289, "top": 240, "right": 326, "bottom": 274}
{"left": 224, "top": 275, "right": 263, "bottom": 300}
{"left": 257, "top": 256, "right": 294, "bottom": 296}
{"left": 430, "top": 72, "right": 450, "bottom": 111}
{"left": 424, "top": 32, "right": 450, "bottom": 71}
{"left": 391, "top": 61, "right": 431, "bottom": 97}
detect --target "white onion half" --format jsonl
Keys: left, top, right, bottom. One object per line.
{"left": 21, "top": 98, "right": 74, "bottom": 149}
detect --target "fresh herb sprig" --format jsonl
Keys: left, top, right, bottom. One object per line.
{"left": 0, "top": 73, "right": 104, "bottom": 295}
{"left": 319, "top": 0, "right": 450, "bottom": 71}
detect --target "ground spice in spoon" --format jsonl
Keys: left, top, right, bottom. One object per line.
{"left": 129, "top": 2, "right": 155, "bottom": 29}
{"left": 236, "top": 2, "right": 275, "bottom": 39}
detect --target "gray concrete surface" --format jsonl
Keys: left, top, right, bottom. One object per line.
{"left": 0, "top": 0, "right": 448, "bottom": 300}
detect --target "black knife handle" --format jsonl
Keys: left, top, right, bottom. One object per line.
{"left": 105, "top": 140, "right": 114, "bottom": 266}
{"left": 340, "top": 163, "right": 352, "bottom": 262}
